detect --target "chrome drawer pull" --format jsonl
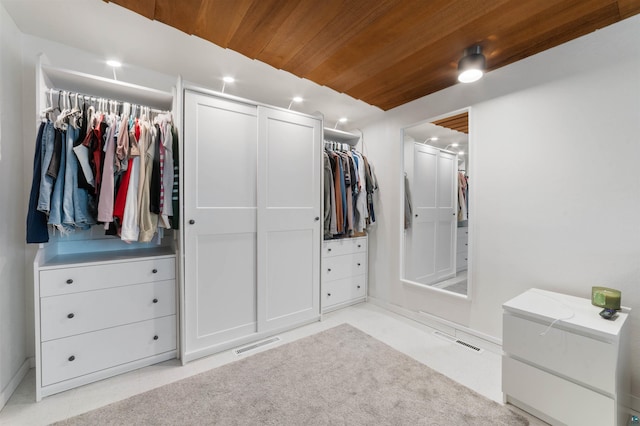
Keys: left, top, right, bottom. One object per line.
{"left": 66, "top": 279, "right": 73, "bottom": 284}
{"left": 152, "top": 269, "right": 158, "bottom": 274}
{"left": 68, "top": 355, "right": 75, "bottom": 362}
{"left": 67, "top": 313, "right": 75, "bottom": 319}
{"left": 153, "top": 298, "right": 158, "bottom": 304}
{"left": 153, "top": 335, "right": 159, "bottom": 341}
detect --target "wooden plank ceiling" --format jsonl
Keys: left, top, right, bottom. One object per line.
{"left": 105, "top": 0, "right": 640, "bottom": 111}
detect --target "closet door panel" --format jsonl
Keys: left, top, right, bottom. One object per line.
{"left": 193, "top": 233, "right": 256, "bottom": 344}
{"left": 435, "top": 152, "right": 457, "bottom": 280}
{"left": 257, "top": 107, "right": 321, "bottom": 332}
{"left": 411, "top": 144, "right": 438, "bottom": 285}
{"left": 184, "top": 91, "right": 258, "bottom": 355}
{"left": 264, "top": 230, "right": 314, "bottom": 320}
{"left": 190, "top": 92, "right": 257, "bottom": 208}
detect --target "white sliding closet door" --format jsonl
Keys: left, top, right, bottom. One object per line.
{"left": 411, "top": 144, "right": 457, "bottom": 285}
{"left": 435, "top": 150, "right": 457, "bottom": 281}
{"left": 257, "top": 107, "right": 321, "bottom": 332}
{"left": 183, "top": 91, "right": 258, "bottom": 356}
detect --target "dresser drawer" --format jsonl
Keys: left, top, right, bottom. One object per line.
{"left": 322, "top": 275, "right": 366, "bottom": 308}
{"left": 40, "top": 280, "right": 176, "bottom": 341}
{"left": 322, "top": 253, "right": 367, "bottom": 282}
{"left": 503, "top": 313, "right": 616, "bottom": 393}
{"left": 41, "top": 315, "right": 176, "bottom": 386}
{"left": 40, "top": 257, "right": 175, "bottom": 297}
{"left": 503, "top": 356, "right": 614, "bottom": 425}
{"left": 322, "top": 237, "right": 367, "bottom": 257}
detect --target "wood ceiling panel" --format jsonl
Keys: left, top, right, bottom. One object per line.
{"left": 106, "top": 0, "right": 640, "bottom": 111}
{"left": 433, "top": 112, "right": 468, "bottom": 134}
{"left": 192, "top": 0, "right": 254, "bottom": 48}
{"left": 105, "top": 0, "right": 155, "bottom": 20}
{"left": 255, "top": 0, "right": 345, "bottom": 70}
{"left": 153, "top": 0, "right": 205, "bottom": 35}
{"left": 348, "top": 0, "right": 624, "bottom": 109}
{"left": 281, "top": 1, "right": 401, "bottom": 77}
{"left": 306, "top": 0, "right": 508, "bottom": 90}
{"left": 617, "top": 0, "right": 640, "bottom": 17}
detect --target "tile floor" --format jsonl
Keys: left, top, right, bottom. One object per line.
{"left": 1, "top": 303, "right": 519, "bottom": 425}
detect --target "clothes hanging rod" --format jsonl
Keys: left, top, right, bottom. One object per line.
{"left": 45, "top": 87, "right": 168, "bottom": 114}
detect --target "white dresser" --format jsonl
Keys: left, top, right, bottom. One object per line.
{"left": 321, "top": 236, "right": 367, "bottom": 312}
{"left": 34, "top": 245, "right": 177, "bottom": 400}
{"left": 502, "top": 288, "right": 631, "bottom": 426}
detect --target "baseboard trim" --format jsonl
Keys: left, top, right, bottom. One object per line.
{"left": 0, "top": 358, "right": 30, "bottom": 411}
{"left": 367, "top": 296, "right": 502, "bottom": 353}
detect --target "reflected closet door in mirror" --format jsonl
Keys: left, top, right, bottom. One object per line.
{"left": 401, "top": 108, "right": 471, "bottom": 298}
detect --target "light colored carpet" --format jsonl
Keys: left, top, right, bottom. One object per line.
{"left": 55, "top": 324, "right": 538, "bottom": 425}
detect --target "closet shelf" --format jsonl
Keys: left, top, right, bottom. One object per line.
{"left": 42, "top": 65, "right": 173, "bottom": 110}
{"left": 323, "top": 127, "right": 361, "bottom": 146}
{"left": 38, "top": 245, "right": 176, "bottom": 268}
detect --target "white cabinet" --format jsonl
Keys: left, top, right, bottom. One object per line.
{"left": 321, "top": 237, "right": 367, "bottom": 312}
{"left": 182, "top": 89, "right": 321, "bottom": 362}
{"left": 34, "top": 248, "right": 177, "bottom": 401}
{"left": 502, "top": 288, "right": 631, "bottom": 426}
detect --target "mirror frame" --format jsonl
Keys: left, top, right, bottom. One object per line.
{"left": 399, "top": 107, "right": 473, "bottom": 300}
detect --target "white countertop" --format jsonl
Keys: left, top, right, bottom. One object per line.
{"left": 503, "top": 288, "right": 630, "bottom": 342}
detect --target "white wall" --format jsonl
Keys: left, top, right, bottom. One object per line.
{"left": 0, "top": 2, "right": 26, "bottom": 409}
{"left": 358, "top": 15, "right": 640, "bottom": 404}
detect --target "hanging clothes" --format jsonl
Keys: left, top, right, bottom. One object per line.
{"left": 323, "top": 140, "right": 378, "bottom": 240}
{"left": 26, "top": 122, "right": 50, "bottom": 243}
{"left": 26, "top": 89, "right": 178, "bottom": 244}
{"left": 458, "top": 171, "right": 468, "bottom": 222}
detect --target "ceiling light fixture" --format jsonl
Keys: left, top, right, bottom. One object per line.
{"left": 444, "top": 143, "right": 459, "bottom": 150}
{"left": 334, "top": 117, "right": 348, "bottom": 129}
{"left": 221, "top": 76, "right": 235, "bottom": 93}
{"left": 288, "top": 96, "right": 303, "bottom": 109}
{"left": 457, "top": 45, "right": 486, "bottom": 83}
{"left": 106, "top": 59, "right": 122, "bottom": 80}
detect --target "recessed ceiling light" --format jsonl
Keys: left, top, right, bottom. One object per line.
{"left": 223, "top": 76, "right": 235, "bottom": 83}
{"left": 451, "top": 143, "right": 459, "bottom": 147}
{"left": 458, "top": 151, "right": 465, "bottom": 155}
{"left": 339, "top": 117, "right": 348, "bottom": 123}
{"left": 106, "top": 60, "right": 122, "bottom": 67}
{"left": 293, "top": 96, "right": 303, "bottom": 103}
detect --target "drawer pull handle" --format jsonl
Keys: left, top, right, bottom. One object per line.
{"left": 357, "top": 244, "right": 361, "bottom": 248}
{"left": 327, "top": 293, "right": 331, "bottom": 297}
{"left": 153, "top": 335, "right": 159, "bottom": 341}
{"left": 357, "top": 285, "right": 361, "bottom": 289}
{"left": 152, "top": 269, "right": 158, "bottom": 274}
{"left": 328, "top": 248, "right": 332, "bottom": 252}
{"left": 189, "top": 219, "right": 195, "bottom": 225}
{"left": 327, "top": 268, "right": 332, "bottom": 272}
{"left": 153, "top": 298, "right": 158, "bottom": 304}
{"left": 66, "top": 279, "right": 73, "bottom": 284}
{"left": 314, "top": 216, "right": 320, "bottom": 221}
{"left": 357, "top": 263, "right": 361, "bottom": 266}
{"left": 67, "top": 313, "right": 75, "bottom": 319}
{"left": 68, "top": 355, "right": 75, "bottom": 362}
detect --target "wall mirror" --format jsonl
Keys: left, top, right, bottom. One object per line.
{"left": 401, "top": 108, "right": 470, "bottom": 297}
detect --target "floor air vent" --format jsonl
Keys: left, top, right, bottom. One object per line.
{"left": 233, "top": 336, "right": 281, "bottom": 356}
{"left": 433, "top": 331, "right": 483, "bottom": 353}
